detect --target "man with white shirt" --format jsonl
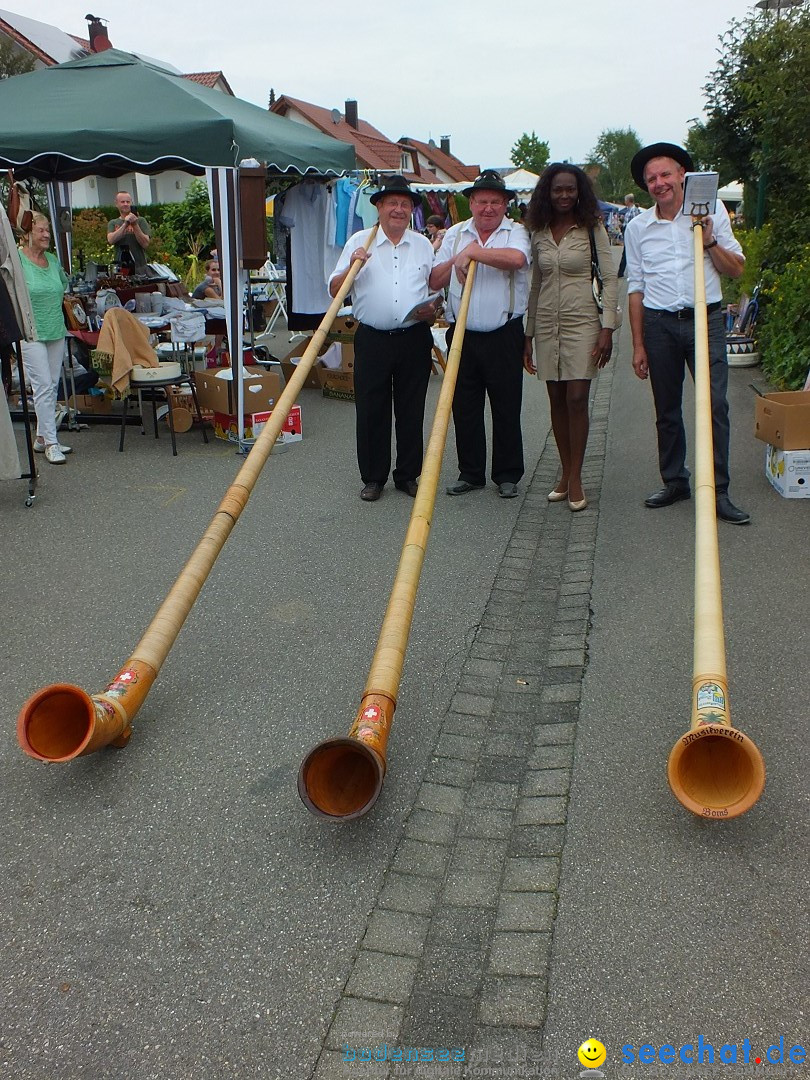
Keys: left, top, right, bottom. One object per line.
{"left": 329, "top": 175, "right": 438, "bottom": 502}
{"left": 430, "top": 171, "right": 530, "bottom": 498}
{"left": 625, "top": 143, "right": 749, "bottom": 524}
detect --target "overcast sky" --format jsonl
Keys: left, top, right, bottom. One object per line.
{"left": 30, "top": 0, "right": 753, "bottom": 168}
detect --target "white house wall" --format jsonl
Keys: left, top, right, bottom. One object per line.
{"left": 71, "top": 170, "right": 195, "bottom": 209}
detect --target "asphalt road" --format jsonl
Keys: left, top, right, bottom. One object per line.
{"left": 1, "top": 297, "right": 807, "bottom": 1080}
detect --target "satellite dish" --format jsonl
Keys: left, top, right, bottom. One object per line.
{"left": 330, "top": 108, "right": 341, "bottom": 124}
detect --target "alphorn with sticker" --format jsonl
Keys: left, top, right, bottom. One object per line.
{"left": 666, "top": 217, "right": 765, "bottom": 819}
{"left": 298, "top": 264, "right": 478, "bottom": 820}
{"left": 16, "top": 228, "right": 379, "bottom": 764}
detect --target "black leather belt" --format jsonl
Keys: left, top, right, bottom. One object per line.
{"left": 360, "top": 322, "right": 421, "bottom": 336}
{"left": 649, "top": 301, "right": 722, "bottom": 320}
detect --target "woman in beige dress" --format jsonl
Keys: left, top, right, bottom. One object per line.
{"left": 523, "top": 164, "right": 618, "bottom": 510}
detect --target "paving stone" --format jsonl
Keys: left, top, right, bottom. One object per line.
{"left": 345, "top": 950, "right": 419, "bottom": 1003}
{"left": 503, "top": 857, "right": 560, "bottom": 892}
{"left": 442, "top": 870, "right": 501, "bottom": 907}
{"left": 434, "top": 733, "right": 484, "bottom": 762}
{"left": 488, "top": 711, "right": 535, "bottom": 734}
{"left": 475, "top": 628, "right": 512, "bottom": 646}
{"left": 362, "top": 908, "right": 430, "bottom": 958}
{"left": 416, "top": 783, "right": 467, "bottom": 816}
{"left": 451, "top": 692, "right": 494, "bottom": 717}
{"left": 516, "top": 797, "right": 568, "bottom": 826}
{"left": 495, "top": 891, "right": 557, "bottom": 932}
{"left": 541, "top": 666, "right": 582, "bottom": 685}
{"left": 546, "top": 649, "right": 586, "bottom": 667}
{"left": 314, "top": 1049, "right": 390, "bottom": 1078}
{"left": 450, "top": 837, "right": 509, "bottom": 874}
{"left": 509, "top": 825, "right": 566, "bottom": 857}
{"left": 528, "top": 745, "right": 574, "bottom": 770}
{"left": 378, "top": 872, "right": 441, "bottom": 916}
{"left": 475, "top": 756, "right": 524, "bottom": 785}
{"left": 533, "top": 705, "right": 579, "bottom": 728}
{"left": 458, "top": 675, "right": 501, "bottom": 697}
{"left": 463, "top": 658, "right": 505, "bottom": 679}
{"left": 491, "top": 577, "right": 525, "bottom": 593}
{"left": 548, "top": 635, "right": 586, "bottom": 651}
{"left": 414, "top": 943, "right": 485, "bottom": 997}
{"left": 427, "top": 905, "right": 495, "bottom": 950}
{"left": 489, "top": 932, "right": 552, "bottom": 976}
{"left": 458, "top": 808, "right": 513, "bottom": 840}
{"left": 326, "top": 997, "right": 404, "bottom": 1050}
{"left": 470, "top": 641, "right": 509, "bottom": 662}
{"left": 399, "top": 992, "right": 476, "bottom": 1053}
{"left": 482, "top": 733, "right": 531, "bottom": 759}
{"left": 522, "top": 769, "right": 570, "bottom": 796}
{"left": 424, "top": 756, "right": 477, "bottom": 789}
{"left": 479, "top": 977, "right": 547, "bottom": 1028}
{"left": 562, "top": 569, "right": 591, "bottom": 583}
{"left": 468, "top": 781, "right": 519, "bottom": 810}
{"left": 405, "top": 808, "right": 458, "bottom": 846}
{"left": 468, "top": 1027, "right": 545, "bottom": 1069}
{"left": 392, "top": 838, "right": 451, "bottom": 878}
{"left": 443, "top": 714, "right": 491, "bottom": 739}
{"left": 541, "top": 683, "right": 581, "bottom": 704}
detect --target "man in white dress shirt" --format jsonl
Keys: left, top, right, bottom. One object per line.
{"left": 625, "top": 143, "right": 749, "bottom": 524}
{"left": 430, "top": 171, "right": 530, "bottom": 499}
{"left": 329, "top": 175, "right": 438, "bottom": 502}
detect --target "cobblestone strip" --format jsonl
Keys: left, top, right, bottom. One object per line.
{"left": 311, "top": 367, "right": 615, "bottom": 1079}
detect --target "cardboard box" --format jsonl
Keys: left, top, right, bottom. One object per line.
{"left": 67, "top": 393, "right": 113, "bottom": 415}
{"left": 280, "top": 338, "right": 331, "bottom": 390}
{"left": 326, "top": 314, "right": 358, "bottom": 344}
{"left": 212, "top": 404, "right": 302, "bottom": 445}
{"left": 192, "top": 366, "right": 281, "bottom": 416}
{"left": 764, "top": 445, "right": 810, "bottom": 499}
{"left": 322, "top": 368, "right": 355, "bottom": 401}
{"left": 754, "top": 390, "right": 810, "bottom": 450}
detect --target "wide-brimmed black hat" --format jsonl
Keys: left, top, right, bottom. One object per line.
{"left": 631, "top": 143, "right": 695, "bottom": 191}
{"left": 370, "top": 174, "right": 421, "bottom": 207}
{"left": 462, "top": 169, "right": 515, "bottom": 198}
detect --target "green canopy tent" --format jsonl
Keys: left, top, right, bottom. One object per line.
{"left": 0, "top": 50, "right": 356, "bottom": 442}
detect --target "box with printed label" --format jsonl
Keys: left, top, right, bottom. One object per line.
{"left": 326, "top": 314, "right": 358, "bottom": 344}
{"left": 322, "top": 368, "right": 354, "bottom": 401}
{"left": 280, "top": 339, "right": 331, "bottom": 390}
{"left": 764, "top": 444, "right": 810, "bottom": 498}
{"left": 191, "top": 366, "right": 281, "bottom": 416}
{"left": 212, "top": 404, "right": 302, "bottom": 445}
{"left": 754, "top": 390, "right": 810, "bottom": 450}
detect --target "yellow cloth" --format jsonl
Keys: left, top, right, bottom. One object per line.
{"left": 96, "top": 308, "right": 159, "bottom": 393}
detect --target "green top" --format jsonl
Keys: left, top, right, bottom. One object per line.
{"left": 19, "top": 250, "right": 69, "bottom": 341}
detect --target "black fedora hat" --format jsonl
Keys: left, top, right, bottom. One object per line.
{"left": 631, "top": 143, "right": 695, "bottom": 191}
{"left": 370, "top": 174, "right": 421, "bottom": 207}
{"left": 462, "top": 169, "right": 515, "bottom": 198}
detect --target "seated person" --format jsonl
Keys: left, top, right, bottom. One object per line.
{"left": 192, "top": 260, "right": 222, "bottom": 300}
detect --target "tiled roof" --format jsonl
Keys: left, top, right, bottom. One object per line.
{"left": 184, "top": 71, "right": 235, "bottom": 95}
{"left": 399, "top": 137, "right": 479, "bottom": 182}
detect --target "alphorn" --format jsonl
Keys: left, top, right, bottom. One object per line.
{"left": 298, "top": 264, "right": 478, "bottom": 820}
{"left": 17, "top": 226, "right": 379, "bottom": 763}
{"left": 666, "top": 217, "right": 765, "bottom": 819}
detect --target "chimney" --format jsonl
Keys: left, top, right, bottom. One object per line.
{"left": 345, "top": 100, "right": 358, "bottom": 130}
{"left": 85, "top": 14, "right": 112, "bottom": 52}
{"left": 440, "top": 135, "right": 451, "bottom": 156}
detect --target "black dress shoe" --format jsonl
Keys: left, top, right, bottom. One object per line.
{"left": 395, "top": 480, "right": 418, "bottom": 497}
{"left": 498, "top": 482, "right": 519, "bottom": 498}
{"left": 360, "top": 482, "right": 383, "bottom": 502}
{"left": 644, "top": 483, "right": 691, "bottom": 509}
{"left": 716, "top": 495, "right": 750, "bottom": 524}
{"left": 446, "top": 480, "right": 485, "bottom": 496}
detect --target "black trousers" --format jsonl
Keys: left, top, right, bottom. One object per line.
{"left": 353, "top": 321, "right": 433, "bottom": 486}
{"left": 446, "top": 316, "right": 525, "bottom": 486}
{"left": 642, "top": 306, "right": 730, "bottom": 495}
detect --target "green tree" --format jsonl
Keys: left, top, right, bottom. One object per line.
{"left": 510, "top": 132, "right": 550, "bottom": 175}
{"left": 585, "top": 128, "right": 644, "bottom": 204}
{"left": 162, "top": 178, "right": 216, "bottom": 257}
{"left": 0, "top": 40, "right": 35, "bottom": 80}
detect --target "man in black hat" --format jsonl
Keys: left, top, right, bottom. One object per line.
{"left": 624, "top": 143, "right": 749, "bottom": 524}
{"left": 329, "top": 175, "right": 439, "bottom": 502}
{"left": 430, "top": 170, "right": 530, "bottom": 499}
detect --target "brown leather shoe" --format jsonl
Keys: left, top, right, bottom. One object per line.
{"left": 395, "top": 480, "right": 418, "bottom": 497}
{"left": 360, "top": 482, "right": 383, "bottom": 502}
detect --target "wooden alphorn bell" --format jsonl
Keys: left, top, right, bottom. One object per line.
{"left": 666, "top": 216, "right": 765, "bottom": 819}
{"left": 16, "top": 228, "right": 379, "bottom": 763}
{"left": 298, "top": 264, "right": 478, "bottom": 820}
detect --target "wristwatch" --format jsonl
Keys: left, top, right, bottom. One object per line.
{"left": 705, "top": 237, "right": 719, "bottom": 249}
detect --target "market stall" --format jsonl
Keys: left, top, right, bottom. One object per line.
{"left": 0, "top": 49, "right": 355, "bottom": 445}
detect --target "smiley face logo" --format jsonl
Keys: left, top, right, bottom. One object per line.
{"left": 578, "top": 1039, "right": 607, "bottom": 1069}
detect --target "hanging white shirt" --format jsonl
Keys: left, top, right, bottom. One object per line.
{"left": 329, "top": 227, "right": 434, "bottom": 331}
{"left": 624, "top": 199, "right": 743, "bottom": 309}
{"left": 278, "top": 182, "right": 341, "bottom": 314}
{"left": 435, "top": 217, "right": 531, "bottom": 332}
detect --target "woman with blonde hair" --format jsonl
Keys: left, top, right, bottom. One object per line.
{"left": 18, "top": 212, "right": 72, "bottom": 463}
